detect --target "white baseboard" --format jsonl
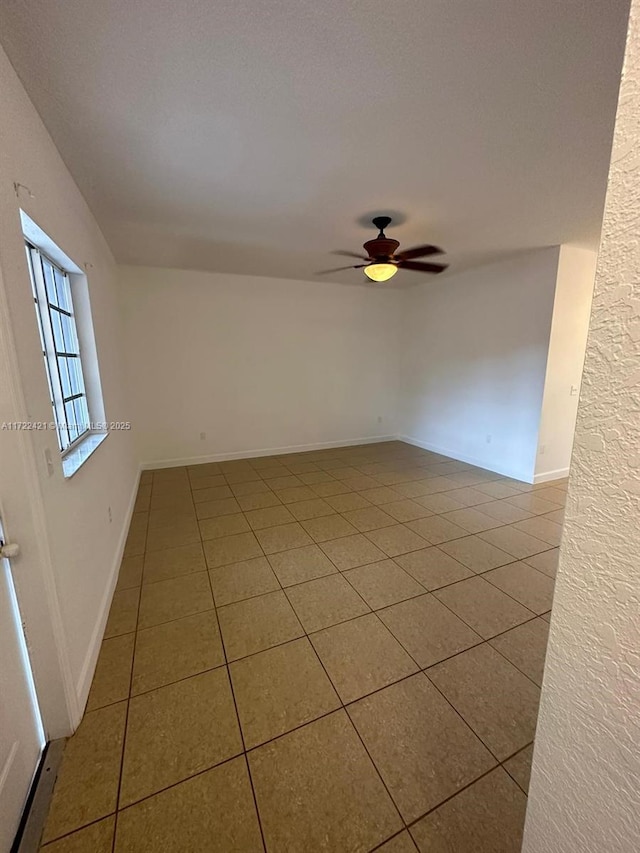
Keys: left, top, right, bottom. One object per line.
{"left": 141, "top": 435, "right": 397, "bottom": 470}
{"left": 75, "top": 467, "right": 142, "bottom": 720}
{"left": 397, "top": 434, "right": 535, "bottom": 484}
{"left": 533, "top": 466, "right": 570, "bottom": 484}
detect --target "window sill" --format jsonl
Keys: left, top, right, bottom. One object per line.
{"left": 62, "top": 431, "right": 108, "bottom": 478}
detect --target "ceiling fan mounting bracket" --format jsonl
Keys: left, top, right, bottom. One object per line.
{"left": 372, "top": 215, "right": 393, "bottom": 235}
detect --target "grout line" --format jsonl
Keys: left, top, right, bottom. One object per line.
{"left": 369, "top": 830, "right": 418, "bottom": 852}
{"left": 391, "top": 739, "right": 536, "bottom": 839}
{"left": 501, "top": 742, "right": 535, "bottom": 795}
{"left": 102, "top": 586, "right": 548, "bottom": 681}
{"left": 201, "top": 552, "right": 269, "bottom": 853}
{"left": 127, "top": 561, "right": 553, "bottom": 619}
{"left": 40, "top": 813, "right": 118, "bottom": 848}
{"left": 91, "top": 599, "right": 547, "bottom": 715}
{"left": 402, "top": 764, "right": 509, "bottom": 832}
{"left": 353, "top": 608, "right": 507, "bottom": 765}
{"left": 46, "top": 682, "right": 536, "bottom": 846}
{"left": 110, "top": 505, "right": 148, "bottom": 853}
{"left": 74, "top": 448, "right": 565, "bottom": 848}
{"left": 428, "top": 581, "right": 548, "bottom": 690}
{"left": 108, "top": 751, "right": 251, "bottom": 819}
{"left": 203, "top": 502, "right": 533, "bottom": 829}
{"left": 290, "top": 605, "right": 409, "bottom": 831}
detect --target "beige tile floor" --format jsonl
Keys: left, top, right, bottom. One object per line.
{"left": 39, "top": 441, "right": 565, "bottom": 852}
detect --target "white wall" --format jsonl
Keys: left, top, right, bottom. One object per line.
{"left": 535, "top": 245, "right": 597, "bottom": 481}
{"left": 118, "top": 266, "right": 401, "bottom": 465}
{"left": 399, "top": 248, "right": 560, "bottom": 482}
{"left": 0, "top": 45, "right": 138, "bottom": 732}
{"left": 523, "top": 4, "right": 640, "bottom": 850}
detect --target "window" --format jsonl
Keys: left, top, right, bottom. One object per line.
{"left": 25, "top": 243, "right": 91, "bottom": 452}
{"left": 21, "top": 211, "right": 108, "bottom": 477}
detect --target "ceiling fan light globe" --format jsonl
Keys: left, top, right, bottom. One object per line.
{"left": 364, "top": 263, "right": 398, "bottom": 282}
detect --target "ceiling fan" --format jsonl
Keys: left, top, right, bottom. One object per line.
{"left": 318, "top": 216, "right": 448, "bottom": 281}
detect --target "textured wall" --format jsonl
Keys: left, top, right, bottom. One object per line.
{"left": 523, "top": 4, "right": 640, "bottom": 852}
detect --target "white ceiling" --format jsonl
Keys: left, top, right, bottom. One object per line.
{"left": 0, "top": 0, "right": 631, "bottom": 282}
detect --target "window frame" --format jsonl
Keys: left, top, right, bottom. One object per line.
{"left": 25, "top": 241, "right": 92, "bottom": 456}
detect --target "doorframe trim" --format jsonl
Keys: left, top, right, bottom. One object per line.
{"left": 11, "top": 739, "right": 65, "bottom": 853}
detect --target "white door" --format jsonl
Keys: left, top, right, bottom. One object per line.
{"left": 0, "top": 514, "right": 46, "bottom": 851}
{"left": 0, "top": 233, "right": 48, "bottom": 849}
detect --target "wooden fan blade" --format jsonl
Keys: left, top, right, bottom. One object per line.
{"left": 398, "top": 260, "right": 448, "bottom": 273}
{"left": 395, "top": 244, "right": 443, "bottom": 261}
{"left": 332, "top": 250, "right": 370, "bottom": 261}
{"left": 315, "top": 264, "right": 368, "bottom": 274}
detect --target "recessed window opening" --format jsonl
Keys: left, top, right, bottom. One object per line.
{"left": 25, "top": 242, "right": 90, "bottom": 453}
{"left": 21, "top": 210, "right": 107, "bottom": 477}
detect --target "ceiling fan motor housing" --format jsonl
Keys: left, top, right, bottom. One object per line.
{"left": 363, "top": 236, "right": 400, "bottom": 261}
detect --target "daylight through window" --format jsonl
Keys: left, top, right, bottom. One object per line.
{"left": 25, "top": 242, "right": 91, "bottom": 452}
